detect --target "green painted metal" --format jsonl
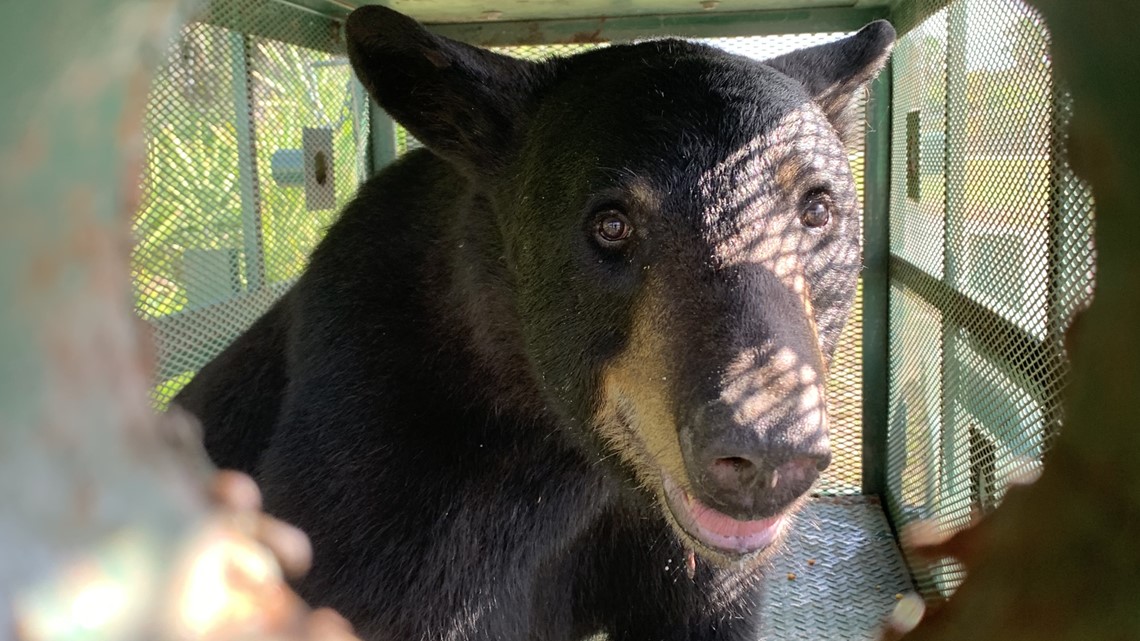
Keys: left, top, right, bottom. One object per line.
{"left": 938, "top": 0, "right": 968, "bottom": 556}
{"left": 890, "top": 257, "right": 1063, "bottom": 401}
{"left": 872, "top": 0, "right": 1140, "bottom": 632}
{"left": 351, "top": 77, "right": 372, "bottom": 184}
{"left": 943, "top": 0, "right": 966, "bottom": 289}
{"left": 428, "top": 7, "right": 890, "bottom": 45}
{"left": 0, "top": 0, "right": 217, "bottom": 635}
{"left": 1042, "top": 80, "right": 1091, "bottom": 453}
{"left": 297, "top": 0, "right": 890, "bottom": 23}
{"left": 369, "top": 103, "right": 399, "bottom": 176}
{"left": 881, "top": 0, "right": 1098, "bottom": 598}
{"left": 199, "top": 0, "right": 347, "bottom": 53}
{"left": 268, "top": 0, "right": 356, "bottom": 19}
{"left": 271, "top": 149, "right": 308, "bottom": 186}
{"left": 862, "top": 65, "right": 892, "bottom": 497}
{"left": 230, "top": 30, "right": 267, "bottom": 291}
{"left": 152, "top": 282, "right": 294, "bottom": 382}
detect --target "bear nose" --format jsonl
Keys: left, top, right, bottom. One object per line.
{"left": 706, "top": 454, "right": 827, "bottom": 497}
{"left": 683, "top": 401, "right": 830, "bottom": 520}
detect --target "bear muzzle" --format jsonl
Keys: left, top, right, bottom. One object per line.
{"left": 667, "top": 386, "right": 831, "bottom": 557}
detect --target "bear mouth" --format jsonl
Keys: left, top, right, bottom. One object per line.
{"left": 661, "top": 475, "right": 787, "bottom": 560}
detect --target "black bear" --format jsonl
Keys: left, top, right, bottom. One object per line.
{"left": 174, "top": 7, "right": 893, "bottom": 640}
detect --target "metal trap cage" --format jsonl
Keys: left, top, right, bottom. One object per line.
{"left": 0, "top": 0, "right": 1101, "bottom": 638}
{"left": 133, "top": 2, "right": 371, "bottom": 401}
{"left": 884, "top": 0, "right": 1095, "bottom": 598}
{"left": 129, "top": 0, "right": 1094, "bottom": 636}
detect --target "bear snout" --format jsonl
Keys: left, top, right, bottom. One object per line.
{"left": 680, "top": 394, "right": 831, "bottom": 521}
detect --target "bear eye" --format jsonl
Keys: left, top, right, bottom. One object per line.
{"left": 800, "top": 196, "right": 833, "bottom": 229}
{"left": 594, "top": 211, "right": 633, "bottom": 246}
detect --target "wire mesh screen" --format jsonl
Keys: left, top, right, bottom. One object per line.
{"left": 886, "top": 0, "right": 1095, "bottom": 598}
{"left": 391, "top": 34, "right": 868, "bottom": 495}
{"left": 132, "top": 0, "right": 369, "bottom": 405}
{"left": 134, "top": 13, "right": 872, "bottom": 493}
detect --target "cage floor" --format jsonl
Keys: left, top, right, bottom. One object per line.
{"left": 758, "top": 496, "right": 914, "bottom": 640}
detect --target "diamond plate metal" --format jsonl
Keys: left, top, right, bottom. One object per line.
{"left": 758, "top": 497, "right": 914, "bottom": 641}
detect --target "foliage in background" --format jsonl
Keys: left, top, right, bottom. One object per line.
{"left": 132, "top": 21, "right": 366, "bottom": 403}
{"left": 133, "top": 21, "right": 363, "bottom": 321}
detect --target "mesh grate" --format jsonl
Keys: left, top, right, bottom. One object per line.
{"left": 393, "top": 33, "right": 869, "bottom": 496}
{"left": 124, "top": 0, "right": 1102, "bottom": 621}
{"left": 758, "top": 497, "right": 915, "bottom": 640}
{"left": 890, "top": 8, "right": 946, "bottom": 278}
{"left": 134, "top": 11, "right": 898, "bottom": 505}
{"left": 886, "top": 0, "right": 1096, "bottom": 598}
{"left": 131, "top": 0, "right": 368, "bottom": 406}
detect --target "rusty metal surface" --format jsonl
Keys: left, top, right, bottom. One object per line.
{"left": 0, "top": 0, "right": 199, "bottom": 599}
{"left": 0, "top": 2, "right": 354, "bottom": 640}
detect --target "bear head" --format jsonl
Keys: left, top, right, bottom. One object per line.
{"left": 346, "top": 7, "right": 893, "bottom": 564}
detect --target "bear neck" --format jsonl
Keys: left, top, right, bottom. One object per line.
{"left": 432, "top": 180, "right": 555, "bottom": 427}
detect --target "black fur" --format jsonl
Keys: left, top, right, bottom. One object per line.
{"left": 174, "top": 8, "right": 893, "bottom": 640}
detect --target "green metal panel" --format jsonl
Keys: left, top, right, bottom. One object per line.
{"left": 0, "top": 0, "right": 217, "bottom": 636}
{"left": 137, "top": 0, "right": 372, "bottom": 403}
{"left": 883, "top": 0, "right": 1097, "bottom": 599}
{"left": 936, "top": 2, "right": 968, "bottom": 590}
{"left": 890, "top": 259, "right": 1062, "bottom": 400}
{"left": 352, "top": 77, "right": 373, "bottom": 182}
{"left": 198, "top": 0, "right": 895, "bottom": 42}
{"left": 862, "top": 64, "right": 892, "bottom": 497}
{"left": 230, "top": 30, "right": 268, "bottom": 290}
{"left": 428, "top": 7, "right": 890, "bottom": 45}
{"left": 290, "top": 0, "right": 892, "bottom": 23}
{"left": 942, "top": 0, "right": 966, "bottom": 289}
{"left": 199, "top": 0, "right": 348, "bottom": 53}
{"left": 369, "top": 103, "right": 399, "bottom": 176}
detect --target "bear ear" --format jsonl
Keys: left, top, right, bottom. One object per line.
{"left": 345, "top": 6, "right": 546, "bottom": 173}
{"left": 764, "top": 20, "right": 896, "bottom": 145}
